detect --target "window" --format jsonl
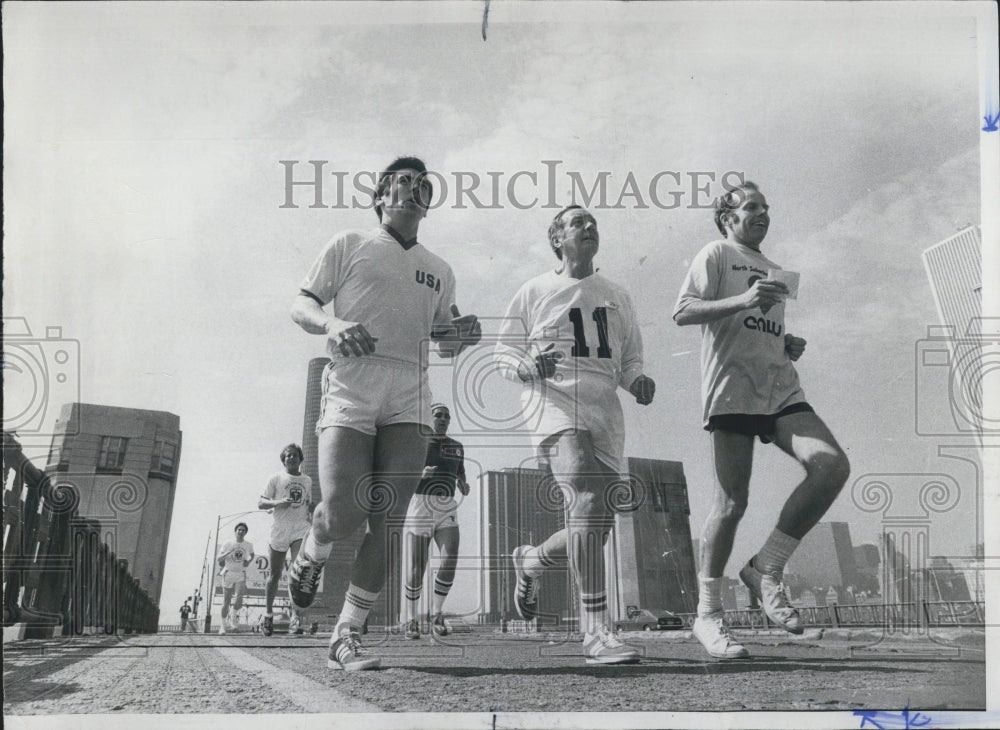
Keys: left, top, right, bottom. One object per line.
{"left": 97, "top": 436, "right": 128, "bottom": 472}
{"left": 150, "top": 438, "right": 177, "bottom": 477}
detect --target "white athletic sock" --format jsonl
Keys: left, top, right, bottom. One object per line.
{"left": 755, "top": 528, "right": 800, "bottom": 576}
{"left": 302, "top": 530, "right": 333, "bottom": 563}
{"left": 580, "top": 591, "right": 609, "bottom": 635}
{"left": 402, "top": 581, "right": 422, "bottom": 623}
{"left": 697, "top": 575, "right": 724, "bottom": 618}
{"left": 336, "top": 583, "right": 379, "bottom": 634}
{"left": 432, "top": 575, "right": 453, "bottom": 614}
{"left": 522, "top": 544, "right": 556, "bottom": 575}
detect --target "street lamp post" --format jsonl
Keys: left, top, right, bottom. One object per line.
{"left": 204, "top": 510, "right": 259, "bottom": 633}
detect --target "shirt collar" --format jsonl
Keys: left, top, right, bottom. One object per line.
{"left": 381, "top": 223, "right": 419, "bottom": 250}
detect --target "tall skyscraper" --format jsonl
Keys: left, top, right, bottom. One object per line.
{"left": 43, "top": 403, "right": 181, "bottom": 604}
{"left": 610, "top": 458, "right": 697, "bottom": 616}
{"left": 299, "top": 356, "right": 360, "bottom": 621}
{"left": 481, "top": 467, "right": 570, "bottom": 624}
{"left": 922, "top": 225, "right": 981, "bottom": 338}
{"left": 482, "top": 457, "right": 697, "bottom": 624}
{"left": 785, "top": 521, "right": 859, "bottom": 600}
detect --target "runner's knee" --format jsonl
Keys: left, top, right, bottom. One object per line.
{"left": 806, "top": 449, "right": 850, "bottom": 491}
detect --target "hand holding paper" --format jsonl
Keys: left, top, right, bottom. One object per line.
{"left": 768, "top": 269, "right": 800, "bottom": 299}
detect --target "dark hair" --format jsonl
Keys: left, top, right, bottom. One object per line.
{"left": 234, "top": 522, "right": 248, "bottom": 533}
{"left": 547, "top": 205, "right": 585, "bottom": 260}
{"left": 280, "top": 443, "right": 304, "bottom": 463}
{"left": 714, "top": 181, "right": 760, "bottom": 237}
{"left": 374, "top": 156, "right": 433, "bottom": 221}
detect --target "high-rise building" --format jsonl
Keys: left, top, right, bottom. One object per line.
{"left": 481, "top": 467, "right": 570, "bottom": 624}
{"left": 924, "top": 555, "right": 973, "bottom": 601}
{"left": 784, "top": 521, "right": 859, "bottom": 601}
{"left": 610, "top": 458, "right": 697, "bottom": 617}
{"left": 43, "top": 403, "right": 181, "bottom": 604}
{"left": 481, "top": 457, "right": 697, "bottom": 624}
{"left": 922, "top": 226, "right": 981, "bottom": 338}
{"left": 299, "top": 357, "right": 361, "bottom": 621}
{"left": 853, "top": 543, "right": 882, "bottom": 594}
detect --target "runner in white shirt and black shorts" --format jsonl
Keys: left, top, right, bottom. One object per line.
{"left": 495, "top": 206, "right": 656, "bottom": 666}
{"left": 400, "top": 403, "right": 468, "bottom": 640}
{"left": 673, "top": 181, "right": 850, "bottom": 659}
{"left": 289, "top": 156, "right": 482, "bottom": 671}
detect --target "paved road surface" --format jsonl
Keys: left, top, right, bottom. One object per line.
{"left": 2, "top": 627, "right": 986, "bottom": 719}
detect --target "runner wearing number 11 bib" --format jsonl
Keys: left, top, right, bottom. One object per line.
{"left": 494, "top": 205, "right": 655, "bottom": 665}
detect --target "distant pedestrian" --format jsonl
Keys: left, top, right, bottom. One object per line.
{"left": 179, "top": 601, "right": 191, "bottom": 631}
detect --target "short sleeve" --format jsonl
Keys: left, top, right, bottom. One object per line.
{"left": 300, "top": 233, "right": 349, "bottom": 305}
{"left": 673, "top": 243, "right": 723, "bottom": 318}
{"left": 263, "top": 475, "right": 278, "bottom": 500}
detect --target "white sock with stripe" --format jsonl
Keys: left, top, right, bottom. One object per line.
{"left": 335, "top": 583, "right": 379, "bottom": 636}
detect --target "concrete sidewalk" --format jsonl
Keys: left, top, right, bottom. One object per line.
{"left": 2, "top": 627, "right": 987, "bottom": 716}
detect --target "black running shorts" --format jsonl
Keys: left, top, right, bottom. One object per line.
{"left": 706, "top": 402, "right": 815, "bottom": 444}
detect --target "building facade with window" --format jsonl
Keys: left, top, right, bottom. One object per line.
{"left": 44, "top": 403, "right": 181, "bottom": 605}
{"left": 481, "top": 457, "right": 697, "bottom": 625}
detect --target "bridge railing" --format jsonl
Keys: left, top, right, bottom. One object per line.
{"left": 676, "top": 600, "right": 985, "bottom": 630}
{"left": 3, "top": 432, "right": 159, "bottom": 638}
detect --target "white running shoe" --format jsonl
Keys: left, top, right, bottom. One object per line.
{"left": 692, "top": 613, "right": 749, "bottom": 659}
{"left": 511, "top": 545, "right": 540, "bottom": 621}
{"left": 582, "top": 626, "right": 640, "bottom": 665}
{"left": 328, "top": 626, "right": 380, "bottom": 671}
{"left": 739, "top": 559, "right": 804, "bottom": 634}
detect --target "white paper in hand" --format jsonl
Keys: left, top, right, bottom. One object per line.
{"left": 768, "top": 269, "right": 800, "bottom": 300}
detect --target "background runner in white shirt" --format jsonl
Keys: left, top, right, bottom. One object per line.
{"left": 258, "top": 443, "right": 313, "bottom": 636}
{"left": 217, "top": 522, "right": 254, "bottom": 634}
{"left": 673, "top": 181, "right": 850, "bottom": 660}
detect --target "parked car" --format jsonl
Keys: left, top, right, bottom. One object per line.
{"left": 614, "top": 606, "right": 684, "bottom": 632}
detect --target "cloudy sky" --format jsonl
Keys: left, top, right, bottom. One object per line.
{"left": 4, "top": 2, "right": 996, "bottom": 619}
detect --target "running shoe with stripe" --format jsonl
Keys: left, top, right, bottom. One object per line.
{"left": 583, "top": 626, "right": 640, "bottom": 665}
{"left": 511, "top": 545, "right": 540, "bottom": 621}
{"left": 288, "top": 553, "right": 325, "bottom": 609}
{"left": 262, "top": 614, "right": 274, "bottom": 637}
{"left": 328, "top": 626, "right": 380, "bottom": 671}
